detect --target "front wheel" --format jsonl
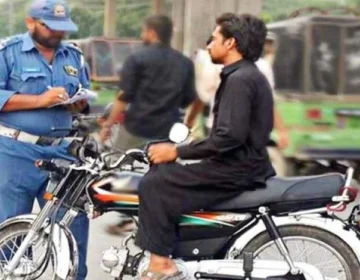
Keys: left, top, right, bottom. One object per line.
{"left": 240, "top": 225, "right": 360, "bottom": 280}
{"left": 0, "top": 222, "right": 61, "bottom": 279}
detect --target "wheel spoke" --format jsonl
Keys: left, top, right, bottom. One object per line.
{"left": 254, "top": 237, "right": 348, "bottom": 280}
{"left": 296, "top": 240, "right": 318, "bottom": 262}
{"left": 0, "top": 228, "right": 57, "bottom": 280}
{"left": 0, "top": 248, "right": 9, "bottom": 263}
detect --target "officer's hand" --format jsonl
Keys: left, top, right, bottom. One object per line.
{"left": 148, "top": 143, "right": 178, "bottom": 164}
{"left": 39, "top": 87, "right": 69, "bottom": 108}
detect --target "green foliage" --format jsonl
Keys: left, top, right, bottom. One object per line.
{"left": 68, "top": 0, "right": 151, "bottom": 39}
{"left": 0, "top": 0, "right": 357, "bottom": 39}
{"left": 260, "top": 12, "right": 273, "bottom": 24}
{"left": 115, "top": 0, "right": 151, "bottom": 38}
{"left": 263, "top": 0, "right": 351, "bottom": 22}
{"left": 348, "top": 0, "right": 360, "bottom": 7}
{"left": 0, "top": 0, "right": 151, "bottom": 39}
{"left": 69, "top": 7, "right": 96, "bottom": 39}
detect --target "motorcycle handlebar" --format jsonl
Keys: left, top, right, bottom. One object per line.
{"left": 67, "top": 139, "right": 99, "bottom": 161}
{"left": 35, "top": 160, "right": 67, "bottom": 175}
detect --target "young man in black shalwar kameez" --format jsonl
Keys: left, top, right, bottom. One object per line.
{"left": 136, "top": 13, "right": 276, "bottom": 280}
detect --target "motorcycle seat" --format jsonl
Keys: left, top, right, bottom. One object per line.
{"left": 212, "top": 173, "right": 345, "bottom": 211}
{"left": 111, "top": 172, "right": 344, "bottom": 212}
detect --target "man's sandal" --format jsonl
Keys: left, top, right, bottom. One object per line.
{"left": 140, "top": 270, "right": 185, "bottom": 280}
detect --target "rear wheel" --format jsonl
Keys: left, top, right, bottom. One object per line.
{"left": 240, "top": 225, "right": 360, "bottom": 280}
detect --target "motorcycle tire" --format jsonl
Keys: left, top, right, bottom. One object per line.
{"left": 240, "top": 225, "right": 360, "bottom": 280}
{"left": 0, "top": 222, "right": 62, "bottom": 280}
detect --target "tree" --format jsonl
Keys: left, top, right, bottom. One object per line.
{"left": 263, "top": 0, "right": 349, "bottom": 22}
{"left": 0, "top": 0, "right": 356, "bottom": 40}
{"left": 348, "top": 0, "right": 360, "bottom": 7}
{"left": 69, "top": 7, "right": 94, "bottom": 39}
{"left": 260, "top": 12, "right": 273, "bottom": 24}
{"left": 115, "top": 0, "right": 150, "bottom": 38}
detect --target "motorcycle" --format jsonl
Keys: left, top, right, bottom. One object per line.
{"left": 1, "top": 123, "right": 360, "bottom": 280}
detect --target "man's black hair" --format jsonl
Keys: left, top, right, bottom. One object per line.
{"left": 216, "top": 13, "right": 267, "bottom": 62}
{"left": 144, "top": 15, "right": 173, "bottom": 45}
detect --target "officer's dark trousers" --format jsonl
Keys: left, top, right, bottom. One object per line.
{"left": 135, "top": 162, "right": 245, "bottom": 257}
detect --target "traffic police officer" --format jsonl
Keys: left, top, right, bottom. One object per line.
{"left": 0, "top": 0, "right": 90, "bottom": 279}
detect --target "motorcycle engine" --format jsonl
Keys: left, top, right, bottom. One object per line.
{"left": 101, "top": 246, "right": 130, "bottom": 278}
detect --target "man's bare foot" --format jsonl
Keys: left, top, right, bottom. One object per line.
{"left": 148, "top": 254, "right": 178, "bottom": 275}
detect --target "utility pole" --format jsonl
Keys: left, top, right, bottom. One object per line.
{"left": 153, "top": 0, "right": 161, "bottom": 14}
{"left": 171, "top": 0, "right": 185, "bottom": 52}
{"left": 103, "top": 0, "right": 117, "bottom": 38}
{"left": 153, "top": 0, "right": 167, "bottom": 14}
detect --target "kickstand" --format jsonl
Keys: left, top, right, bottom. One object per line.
{"left": 243, "top": 252, "right": 253, "bottom": 280}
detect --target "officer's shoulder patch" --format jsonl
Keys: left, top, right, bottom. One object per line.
{"left": 65, "top": 42, "right": 86, "bottom": 68}
{"left": 0, "top": 35, "right": 22, "bottom": 51}
{"left": 66, "top": 42, "right": 84, "bottom": 55}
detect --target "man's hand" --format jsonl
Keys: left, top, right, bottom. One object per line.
{"left": 274, "top": 108, "right": 288, "bottom": 149}
{"left": 184, "top": 119, "right": 195, "bottom": 130}
{"left": 99, "top": 122, "right": 113, "bottom": 143}
{"left": 66, "top": 99, "right": 88, "bottom": 113}
{"left": 148, "top": 143, "right": 178, "bottom": 164}
{"left": 278, "top": 129, "right": 289, "bottom": 150}
{"left": 38, "top": 87, "right": 69, "bottom": 108}
{"left": 184, "top": 99, "right": 205, "bottom": 129}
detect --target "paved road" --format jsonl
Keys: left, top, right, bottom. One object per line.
{"left": 87, "top": 212, "right": 131, "bottom": 280}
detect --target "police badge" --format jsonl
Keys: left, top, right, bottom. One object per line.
{"left": 64, "top": 65, "right": 78, "bottom": 76}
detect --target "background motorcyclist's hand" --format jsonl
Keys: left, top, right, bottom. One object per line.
{"left": 99, "top": 122, "right": 112, "bottom": 143}
{"left": 278, "top": 129, "right": 289, "bottom": 150}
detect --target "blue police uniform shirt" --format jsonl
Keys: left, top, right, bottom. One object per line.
{"left": 0, "top": 32, "right": 90, "bottom": 160}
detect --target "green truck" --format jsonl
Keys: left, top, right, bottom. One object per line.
{"left": 268, "top": 15, "right": 360, "bottom": 178}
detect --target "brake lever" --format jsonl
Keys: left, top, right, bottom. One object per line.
{"left": 35, "top": 160, "right": 67, "bottom": 175}
{"left": 129, "top": 152, "right": 149, "bottom": 164}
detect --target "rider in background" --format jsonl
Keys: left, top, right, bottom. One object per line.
{"left": 99, "top": 15, "right": 199, "bottom": 234}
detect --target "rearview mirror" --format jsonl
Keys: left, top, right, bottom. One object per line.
{"left": 169, "top": 123, "right": 189, "bottom": 144}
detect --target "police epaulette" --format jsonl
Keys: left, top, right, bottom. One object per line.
{"left": 67, "top": 42, "right": 84, "bottom": 55}
{"left": 0, "top": 35, "right": 23, "bottom": 51}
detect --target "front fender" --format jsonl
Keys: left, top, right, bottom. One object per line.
{"left": 227, "top": 215, "right": 360, "bottom": 264}
{"left": 0, "top": 214, "right": 78, "bottom": 280}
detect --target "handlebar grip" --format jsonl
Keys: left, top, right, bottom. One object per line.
{"left": 130, "top": 151, "right": 148, "bottom": 164}
{"left": 35, "top": 160, "right": 62, "bottom": 173}
{"left": 67, "top": 139, "right": 98, "bottom": 160}
{"left": 67, "top": 140, "right": 83, "bottom": 158}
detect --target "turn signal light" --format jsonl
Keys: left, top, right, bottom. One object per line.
{"left": 43, "top": 192, "right": 54, "bottom": 201}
